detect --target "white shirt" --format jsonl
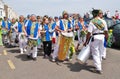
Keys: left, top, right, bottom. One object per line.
{"left": 56, "top": 20, "right": 60, "bottom": 26}
{"left": 88, "top": 17, "right": 108, "bottom": 40}
{"left": 12, "top": 22, "right": 18, "bottom": 29}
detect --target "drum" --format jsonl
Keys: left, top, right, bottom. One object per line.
{"left": 2, "top": 29, "right": 8, "bottom": 35}
{"left": 61, "top": 32, "right": 74, "bottom": 37}
{"left": 18, "top": 33, "right": 27, "bottom": 43}
{"left": 27, "top": 37, "right": 38, "bottom": 47}
{"left": 80, "top": 30, "right": 87, "bottom": 37}
{"left": 77, "top": 37, "right": 92, "bottom": 64}
{"left": 2, "top": 29, "right": 8, "bottom": 44}
{"left": 77, "top": 45, "right": 90, "bottom": 64}
{"left": 10, "top": 32, "right": 17, "bottom": 42}
{"left": 58, "top": 32, "right": 73, "bottom": 61}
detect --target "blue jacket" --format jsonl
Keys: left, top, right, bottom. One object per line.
{"left": 59, "top": 20, "right": 71, "bottom": 31}
{"left": 2, "top": 20, "right": 11, "bottom": 30}
{"left": 78, "top": 21, "right": 88, "bottom": 30}
{"left": 26, "top": 20, "right": 39, "bottom": 38}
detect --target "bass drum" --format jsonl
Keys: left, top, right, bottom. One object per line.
{"left": 58, "top": 32, "right": 73, "bottom": 61}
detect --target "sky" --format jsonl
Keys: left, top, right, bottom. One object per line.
{"left": 3, "top": 0, "right": 120, "bottom": 17}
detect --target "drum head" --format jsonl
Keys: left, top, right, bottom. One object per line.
{"left": 61, "top": 32, "right": 73, "bottom": 37}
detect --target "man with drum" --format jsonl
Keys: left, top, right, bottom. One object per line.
{"left": 1, "top": 17, "right": 11, "bottom": 45}
{"left": 51, "top": 16, "right": 60, "bottom": 62}
{"left": 98, "top": 10, "right": 108, "bottom": 60}
{"left": 75, "top": 17, "right": 88, "bottom": 51}
{"left": 13, "top": 15, "right": 27, "bottom": 54}
{"left": 84, "top": 9, "right": 108, "bottom": 74}
{"left": 24, "top": 14, "right": 41, "bottom": 61}
{"left": 55, "top": 11, "right": 73, "bottom": 61}
{"left": 10, "top": 18, "right": 18, "bottom": 46}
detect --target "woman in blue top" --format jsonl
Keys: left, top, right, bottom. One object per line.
{"left": 41, "top": 17, "right": 52, "bottom": 58}
{"left": 75, "top": 17, "right": 88, "bottom": 51}
{"left": 13, "top": 15, "right": 27, "bottom": 54}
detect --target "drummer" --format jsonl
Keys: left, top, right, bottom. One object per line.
{"left": 55, "top": 11, "right": 73, "bottom": 61}
{"left": 84, "top": 9, "right": 108, "bottom": 74}
{"left": 0, "top": 18, "right": 3, "bottom": 46}
{"left": 2, "top": 17, "right": 11, "bottom": 33}
{"left": 65, "top": 16, "right": 76, "bottom": 61}
{"left": 13, "top": 15, "right": 27, "bottom": 54}
{"left": 41, "top": 17, "right": 52, "bottom": 58}
{"left": 48, "top": 17, "right": 56, "bottom": 50}
{"left": 98, "top": 11, "right": 108, "bottom": 60}
{"left": 75, "top": 17, "right": 88, "bottom": 51}
{"left": 24, "top": 14, "right": 40, "bottom": 61}
{"left": 51, "top": 16, "right": 60, "bottom": 62}
{"left": 37, "top": 16, "right": 42, "bottom": 49}
{"left": 10, "top": 18, "right": 18, "bottom": 46}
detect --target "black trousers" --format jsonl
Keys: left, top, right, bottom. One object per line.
{"left": 43, "top": 41, "right": 52, "bottom": 56}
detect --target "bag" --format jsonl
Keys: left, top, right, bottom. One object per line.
{"left": 52, "top": 32, "right": 56, "bottom": 44}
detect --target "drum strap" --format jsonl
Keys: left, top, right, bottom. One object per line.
{"left": 30, "top": 22, "right": 36, "bottom": 37}
{"left": 63, "top": 20, "right": 68, "bottom": 31}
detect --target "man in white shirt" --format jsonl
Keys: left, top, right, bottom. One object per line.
{"left": 98, "top": 11, "right": 108, "bottom": 60}
{"left": 84, "top": 9, "right": 108, "bottom": 74}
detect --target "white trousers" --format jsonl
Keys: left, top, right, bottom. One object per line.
{"left": 52, "top": 44, "right": 59, "bottom": 59}
{"left": 27, "top": 46, "right": 38, "bottom": 58}
{"left": 52, "top": 36, "right": 59, "bottom": 59}
{"left": 19, "top": 40, "right": 26, "bottom": 49}
{"left": 102, "top": 47, "right": 106, "bottom": 58}
{"left": 91, "top": 38, "right": 104, "bottom": 71}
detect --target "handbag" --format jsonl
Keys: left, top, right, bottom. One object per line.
{"left": 52, "top": 32, "right": 56, "bottom": 44}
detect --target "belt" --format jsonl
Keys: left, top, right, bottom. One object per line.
{"left": 93, "top": 33, "right": 104, "bottom": 35}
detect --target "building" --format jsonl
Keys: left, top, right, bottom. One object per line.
{"left": 0, "top": 0, "right": 5, "bottom": 18}
{"left": 4, "top": 4, "right": 18, "bottom": 19}
{"left": 0, "top": 0, "right": 18, "bottom": 19}
{"left": 4, "top": 4, "right": 8, "bottom": 18}
{"left": 7, "top": 6, "right": 18, "bottom": 19}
